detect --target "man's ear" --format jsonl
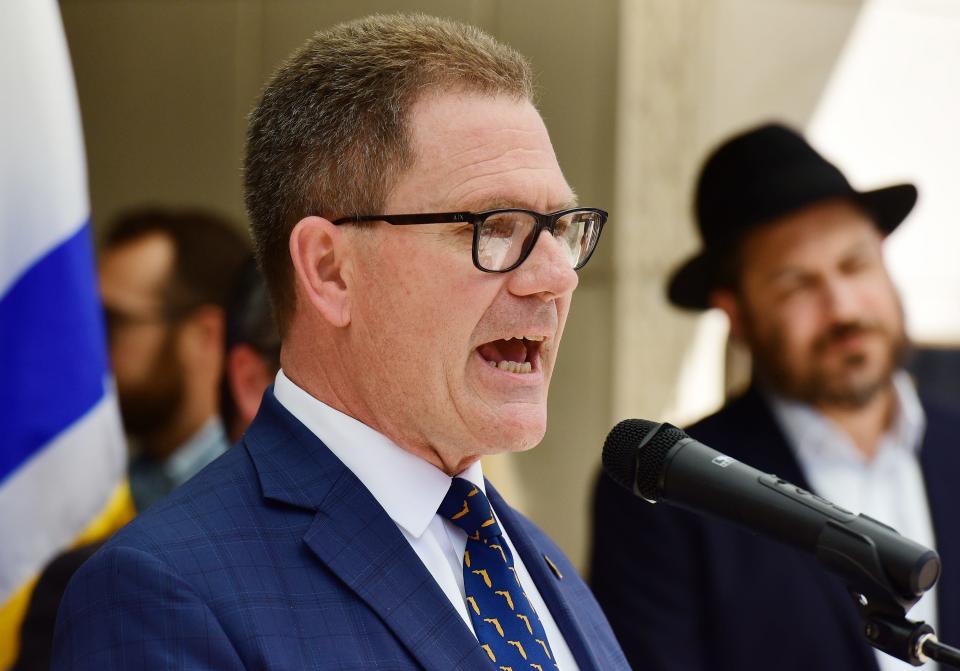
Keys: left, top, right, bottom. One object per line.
{"left": 709, "top": 288, "right": 745, "bottom": 341}
{"left": 289, "top": 216, "right": 352, "bottom": 328}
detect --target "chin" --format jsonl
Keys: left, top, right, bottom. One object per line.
{"left": 478, "top": 407, "right": 547, "bottom": 454}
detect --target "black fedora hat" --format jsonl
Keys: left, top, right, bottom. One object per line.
{"left": 666, "top": 122, "right": 917, "bottom": 310}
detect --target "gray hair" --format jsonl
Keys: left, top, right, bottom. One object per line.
{"left": 243, "top": 13, "right": 534, "bottom": 334}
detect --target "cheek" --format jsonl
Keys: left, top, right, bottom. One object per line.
{"left": 787, "top": 296, "right": 828, "bottom": 339}
{"left": 758, "top": 305, "right": 817, "bottom": 360}
{"left": 109, "top": 329, "right": 164, "bottom": 381}
{"left": 356, "top": 251, "right": 487, "bottom": 377}
{"left": 866, "top": 285, "right": 903, "bottom": 328}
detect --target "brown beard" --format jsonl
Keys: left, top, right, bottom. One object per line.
{"left": 743, "top": 311, "right": 909, "bottom": 410}
{"left": 116, "top": 326, "right": 186, "bottom": 445}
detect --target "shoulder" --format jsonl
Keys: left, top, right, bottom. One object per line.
{"left": 921, "top": 395, "right": 960, "bottom": 429}
{"left": 111, "top": 441, "right": 261, "bottom": 553}
{"left": 52, "top": 437, "right": 315, "bottom": 669}
{"left": 683, "top": 387, "right": 785, "bottom": 458}
{"left": 919, "top": 395, "right": 960, "bottom": 469}
{"left": 85, "top": 436, "right": 314, "bottom": 588}
{"left": 686, "top": 387, "right": 767, "bottom": 437}
{"left": 53, "top": 539, "right": 244, "bottom": 669}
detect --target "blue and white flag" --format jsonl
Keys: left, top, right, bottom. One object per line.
{"left": 0, "top": 1, "right": 133, "bottom": 664}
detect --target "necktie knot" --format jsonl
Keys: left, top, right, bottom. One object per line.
{"left": 439, "top": 477, "right": 502, "bottom": 539}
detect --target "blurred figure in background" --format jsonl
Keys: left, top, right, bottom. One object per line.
{"left": 99, "top": 207, "right": 249, "bottom": 511}
{"left": 591, "top": 123, "right": 960, "bottom": 671}
{"left": 220, "top": 256, "right": 281, "bottom": 442}
{"left": 13, "top": 242, "right": 264, "bottom": 671}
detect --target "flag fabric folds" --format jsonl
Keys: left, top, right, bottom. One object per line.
{"left": 0, "top": 2, "right": 134, "bottom": 666}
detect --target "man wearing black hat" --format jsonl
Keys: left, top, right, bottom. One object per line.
{"left": 590, "top": 123, "right": 960, "bottom": 671}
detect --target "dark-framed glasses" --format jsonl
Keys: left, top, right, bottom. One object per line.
{"left": 332, "top": 207, "right": 607, "bottom": 273}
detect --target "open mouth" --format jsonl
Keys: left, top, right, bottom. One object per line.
{"left": 476, "top": 335, "right": 546, "bottom": 375}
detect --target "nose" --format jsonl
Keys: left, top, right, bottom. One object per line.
{"left": 505, "top": 230, "right": 578, "bottom": 300}
{"left": 823, "top": 276, "right": 861, "bottom": 322}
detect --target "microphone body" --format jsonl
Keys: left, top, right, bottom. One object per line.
{"left": 602, "top": 419, "right": 940, "bottom": 605}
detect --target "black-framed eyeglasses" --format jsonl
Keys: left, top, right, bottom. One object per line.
{"left": 332, "top": 207, "right": 607, "bottom": 273}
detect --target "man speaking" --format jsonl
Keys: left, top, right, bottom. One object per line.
{"left": 53, "top": 14, "right": 628, "bottom": 670}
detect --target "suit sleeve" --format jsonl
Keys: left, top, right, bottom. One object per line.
{"left": 589, "top": 470, "right": 709, "bottom": 671}
{"left": 52, "top": 543, "right": 244, "bottom": 670}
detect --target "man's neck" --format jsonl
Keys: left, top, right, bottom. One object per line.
{"left": 280, "top": 365, "right": 480, "bottom": 477}
{"left": 815, "top": 384, "right": 897, "bottom": 460}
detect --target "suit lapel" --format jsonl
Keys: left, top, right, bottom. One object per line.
{"left": 487, "top": 482, "right": 603, "bottom": 671}
{"left": 724, "top": 387, "right": 811, "bottom": 486}
{"left": 302, "top": 475, "right": 489, "bottom": 671}
{"left": 245, "top": 392, "right": 490, "bottom": 671}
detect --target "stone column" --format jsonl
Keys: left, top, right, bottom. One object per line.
{"left": 611, "top": 0, "right": 716, "bottom": 425}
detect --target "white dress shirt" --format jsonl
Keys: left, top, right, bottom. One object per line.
{"left": 769, "top": 372, "right": 938, "bottom": 671}
{"left": 274, "top": 370, "right": 578, "bottom": 670}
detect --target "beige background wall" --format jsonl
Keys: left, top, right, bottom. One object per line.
{"left": 60, "top": 0, "right": 864, "bottom": 571}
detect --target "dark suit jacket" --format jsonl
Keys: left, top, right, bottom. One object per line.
{"left": 590, "top": 386, "right": 960, "bottom": 671}
{"left": 53, "top": 390, "right": 629, "bottom": 670}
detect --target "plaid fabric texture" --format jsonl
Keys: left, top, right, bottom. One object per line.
{"left": 52, "top": 391, "right": 630, "bottom": 670}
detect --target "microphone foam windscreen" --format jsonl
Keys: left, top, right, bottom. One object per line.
{"left": 602, "top": 419, "right": 685, "bottom": 501}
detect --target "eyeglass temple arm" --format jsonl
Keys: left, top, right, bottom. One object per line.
{"left": 331, "top": 212, "right": 475, "bottom": 225}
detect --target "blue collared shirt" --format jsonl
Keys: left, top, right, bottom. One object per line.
{"left": 767, "top": 371, "right": 938, "bottom": 671}
{"left": 129, "top": 417, "right": 229, "bottom": 513}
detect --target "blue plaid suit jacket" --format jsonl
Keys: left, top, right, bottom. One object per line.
{"left": 53, "top": 390, "right": 628, "bottom": 670}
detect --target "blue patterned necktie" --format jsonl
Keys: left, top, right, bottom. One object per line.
{"left": 439, "top": 477, "right": 557, "bottom": 670}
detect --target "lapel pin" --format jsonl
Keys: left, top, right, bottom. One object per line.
{"left": 543, "top": 554, "right": 563, "bottom": 580}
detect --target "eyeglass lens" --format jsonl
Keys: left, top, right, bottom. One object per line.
{"left": 475, "top": 210, "right": 602, "bottom": 271}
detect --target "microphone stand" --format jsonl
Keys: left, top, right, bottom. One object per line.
{"left": 922, "top": 637, "right": 960, "bottom": 667}
{"left": 810, "top": 517, "right": 960, "bottom": 666}
{"left": 849, "top": 588, "right": 960, "bottom": 667}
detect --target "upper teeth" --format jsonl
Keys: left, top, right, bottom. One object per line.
{"left": 505, "top": 335, "right": 545, "bottom": 342}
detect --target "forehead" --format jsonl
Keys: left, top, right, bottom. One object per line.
{"left": 99, "top": 232, "right": 174, "bottom": 308}
{"left": 739, "top": 199, "right": 883, "bottom": 276}
{"left": 388, "top": 91, "right": 574, "bottom": 212}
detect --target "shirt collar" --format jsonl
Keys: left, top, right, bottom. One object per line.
{"left": 273, "top": 369, "right": 485, "bottom": 539}
{"left": 889, "top": 369, "right": 926, "bottom": 454}
{"left": 766, "top": 370, "right": 925, "bottom": 465}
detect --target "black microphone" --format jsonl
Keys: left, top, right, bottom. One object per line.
{"left": 602, "top": 418, "right": 940, "bottom": 606}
